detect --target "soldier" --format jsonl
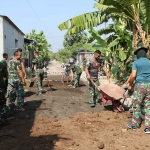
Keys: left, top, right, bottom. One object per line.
{"left": 82, "top": 56, "right": 87, "bottom": 71}
{"left": 85, "top": 50, "right": 110, "bottom": 107}
{"left": 8, "top": 49, "right": 26, "bottom": 104}
{"left": 32, "top": 51, "right": 44, "bottom": 95}
{"left": 16, "top": 48, "right": 26, "bottom": 106}
{"left": 7, "top": 51, "right": 26, "bottom": 111}
{"left": 70, "top": 64, "right": 82, "bottom": 88}
{"left": 17, "top": 48, "right": 27, "bottom": 79}
{"left": 1, "top": 53, "right": 8, "bottom": 87}
{"left": 127, "top": 47, "right": 150, "bottom": 134}
{"left": 0, "top": 61, "right": 8, "bottom": 123}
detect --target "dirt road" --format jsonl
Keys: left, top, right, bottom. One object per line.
{"left": 0, "top": 61, "right": 149, "bottom": 150}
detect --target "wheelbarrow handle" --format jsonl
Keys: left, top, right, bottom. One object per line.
{"left": 107, "top": 77, "right": 111, "bottom": 83}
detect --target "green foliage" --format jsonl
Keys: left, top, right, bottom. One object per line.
{"left": 63, "top": 32, "right": 87, "bottom": 47}
{"left": 55, "top": 32, "right": 88, "bottom": 63}
{"left": 24, "top": 30, "right": 53, "bottom": 61}
{"left": 58, "top": 0, "right": 150, "bottom": 81}
{"left": 89, "top": 27, "right": 134, "bottom": 82}
{"left": 58, "top": 0, "right": 150, "bottom": 48}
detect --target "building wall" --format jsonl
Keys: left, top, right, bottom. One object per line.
{"left": 0, "top": 17, "right": 4, "bottom": 60}
{"left": 76, "top": 52, "right": 94, "bottom": 64}
{"left": 2, "top": 18, "right": 24, "bottom": 60}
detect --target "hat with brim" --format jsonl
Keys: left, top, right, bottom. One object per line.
{"left": 134, "top": 47, "right": 148, "bottom": 55}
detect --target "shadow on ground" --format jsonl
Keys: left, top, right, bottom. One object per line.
{"left": 0, "top": 99, "right": 70, "bottom": 150}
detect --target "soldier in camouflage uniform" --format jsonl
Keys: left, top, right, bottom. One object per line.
{"left": 7, "top": 51, "right": 26, "bottom": 111}
{"left": 85, "top": 50, "right": 110, "bottom": 107}
{"left": 0, "top": 61, "right": 8, "bottom": 123}
{"left": 32, "top": 51, "right": 44, "bottom": 94}
{"left": 17, "top": 48, "right": 27, "bottom": 79}
{"left": 127, "top": 47, "right": 150, "bottom": 134}
{"left": 16, "top": 48, "right": 26, "bottom": 105}
{"left": 70, "top": 65, "right": 82, "bottom": 88}
{"left": 1, "top": 53, "right": 8, "bottom": 87}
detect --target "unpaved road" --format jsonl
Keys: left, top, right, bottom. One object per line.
{"left": 0, "top": 61, "right": 150, "bottom": 150}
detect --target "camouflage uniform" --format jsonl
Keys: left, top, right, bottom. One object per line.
{"left": 0, "top": 62, "right": 8, "bottom": 121}
{"left": 19, "top": 58, "right": 25, "bottom": 105}
{"left": 131, "top": 83, "right": 150, "bottom": 129}
{"left": 86, "top": 58, "right": 104, "bottom": 104}
{"left": 7, "top": 58, "right": 24, "bottom": 110}
{"left": 71, "top": 65, "right": 82, "bottom": 87}
{"left": 1, "top": 60, "right": 8, "bottom": 86}
{"left": 32, "top": 58, "right": 44, "bottom": 92}
{"left": 129, "top": 56, "right": 150, "bottom": 130}
{"left": 82, "top": 59, "right": 87, "bottom": 71}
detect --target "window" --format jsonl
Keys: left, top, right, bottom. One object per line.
{"left": 15, "top": 39, "right": 18, "bottom": 48}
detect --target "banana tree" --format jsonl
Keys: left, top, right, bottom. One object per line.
{"left": 58, "top": 0, "right": 150, "bottom": 49}
{"left": 87, "top": 24, "right": 133, "bottom": 82}
{"left": 25, "top": 30, "right": 52, "bottom": 61}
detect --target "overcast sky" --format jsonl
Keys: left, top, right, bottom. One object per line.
{"left": 1, "top": 0, "right": 106, "bottom": 52}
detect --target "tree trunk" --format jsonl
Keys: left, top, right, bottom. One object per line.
{"left": 132, "top": 24, "right": 138, "bottom": 50}
{"left": 135, "top": 22, "right": 148, "bottom": 48}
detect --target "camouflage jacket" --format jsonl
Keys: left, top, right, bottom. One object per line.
{"left": 32, "top": 57, "right": 44, "bottom": 69}
{"left": 8, "top": 58, "right": 22, "bottom": 81}
{"left": 71, "top": 65, "right": 82, "bottom": 74}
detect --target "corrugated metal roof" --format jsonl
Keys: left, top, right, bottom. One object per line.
{"left": 0, "top": 15, "right": 25, "bottom": 35}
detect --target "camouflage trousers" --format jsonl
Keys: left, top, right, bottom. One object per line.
{"left": 7, "top": 80, "right": 24, "bottom": 109}
{"left": 88, "top": 79, "right": 100, "bottom": 104}
{"left": 74, "top": 73, "right": 81, "bottom": 87}
{"left": 0, "top": 85, "right": 8, "bottom": 119}
{"left": 35, "top": 69, "right": 44, "bottom": 91}
{"left": 132, "top": 82, "right": 150, "bottom": 129}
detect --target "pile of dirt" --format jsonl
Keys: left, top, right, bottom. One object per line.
{"left": 28, "top": 111, "right": 150, "bottom": 150}
{"left": 1, "top": 59, "right": 149, "bottom": 150}
{"left": 1, "top": 111, "right": 148, "bottom": 150}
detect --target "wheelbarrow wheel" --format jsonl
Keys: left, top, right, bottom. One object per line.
{"left": 119, "top": 105, "right": 124, "bottom": 112}
{"left": 112, "top": 101, "right": 124, "bottom": 112}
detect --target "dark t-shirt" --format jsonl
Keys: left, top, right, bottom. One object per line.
{"left": 86, "top": 58, "right": 104, "bottom": 79}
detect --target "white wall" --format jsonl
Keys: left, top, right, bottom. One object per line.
{"left": 0, "top": 17, "right": 4, "bottom": 60}
{"left": 3, "top": 18, "right": 24, "bottom": 60}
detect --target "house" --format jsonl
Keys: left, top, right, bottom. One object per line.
{"left": 76, "top": 48, "right": 105, "bottom": 65}
{"left": 24, "top": 38, "right": 36, "bottom": 67}
{"left": 76, "top": 48, "right": 94, "bottom": 64}
{"left": 0, "top": 15, "right": 25, "bottom": 60}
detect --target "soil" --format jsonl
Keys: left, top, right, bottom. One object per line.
{"left": 0, "top": 61, "right": 149, "bottom": 150}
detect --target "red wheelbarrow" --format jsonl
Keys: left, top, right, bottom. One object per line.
{"left": 91, "top": 79, "right": 126, "bottom": 112}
